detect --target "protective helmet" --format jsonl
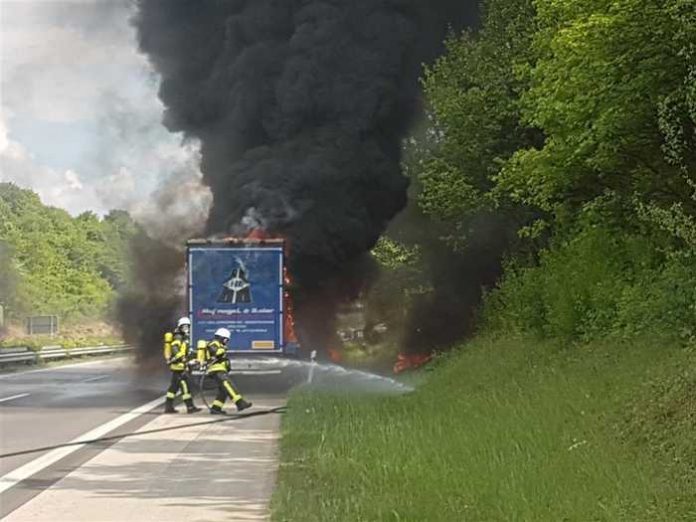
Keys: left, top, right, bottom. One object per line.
{"left": 214, "top": 327, "right": 231, "bottom": 340}
{"left": 177, "top": 317, "right": 191, "bottom": 328}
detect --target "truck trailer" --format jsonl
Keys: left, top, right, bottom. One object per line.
{"left": 186, "top": 238, "right": 300, "bottom": 375}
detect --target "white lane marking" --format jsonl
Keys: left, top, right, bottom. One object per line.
{"left": 80, "top": 375, "right": 107, "bottom": 384}
{"left": 0, "top": 356, "right": 130, "bottom": 380}
{"left": 0, "top": 394, "right": 30, "bottom": 404}
{"left": 0, "top": 395, "right": 163, "bottom": 494}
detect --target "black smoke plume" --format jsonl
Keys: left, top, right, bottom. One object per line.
{"left": 400, "top": 213, "right": 512, "bottom": 354}
{"left": 116, "top": 232, "right": 186, "bottom": 370}
{"left": 126, "top": 0, "right": 477, "bottom": 357}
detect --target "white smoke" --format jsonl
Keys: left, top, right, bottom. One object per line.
{"left": 0, "top": 0, "right": 209, "bottom": 239}
{"left": 0, "top": 108, "right": 101, "bottom": 213}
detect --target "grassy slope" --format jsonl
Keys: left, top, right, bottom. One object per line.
{"left": 272, "top": 336, "right": 696, "bottom": 521}
{"left": 0, "top": 321, "right": 122, "bottom": 349}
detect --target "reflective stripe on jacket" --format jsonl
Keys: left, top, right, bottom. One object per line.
{"left": 205, "top": 339, "right": 229, "bottom": 374}
{"left": 164, "top": 332, "right": 188, "bottom": 371}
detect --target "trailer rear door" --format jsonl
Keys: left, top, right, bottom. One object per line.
{"left": 188, "top": 243, "right": 284, "bottom": 354}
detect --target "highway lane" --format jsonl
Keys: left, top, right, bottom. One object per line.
{"left": 0, "top": 357, "right": 168, "bottom": 517}
{"left": 0, "top": 357, "right": 166, "bottom": 475}
{"left": 3, "top": 396, "right": 287, "bottom": 522}
{"left": 0, "top": 358, "right": 294, "bottom": 520}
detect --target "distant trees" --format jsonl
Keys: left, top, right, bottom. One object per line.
{"left": 0, "top": 183, "right": 138, "bottom": 322}
{"left": 0, "top": 240, "right": 20, "bottom": 316}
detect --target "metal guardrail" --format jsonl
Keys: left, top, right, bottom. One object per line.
{"left": 0, "top": 344, "right": 133, "bottom": 366}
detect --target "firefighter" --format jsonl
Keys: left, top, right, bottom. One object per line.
{"left": 201, "top": 327, "right": 252, "bottom": 414}
{"left": 163, "top": 316, "right": 201, "bottom": 414}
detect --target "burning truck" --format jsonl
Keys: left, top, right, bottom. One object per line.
{"left": 127, "top": 0, "right": 478, "bottom": 377}
{"left": 186, "top": 237, "right": 300, "bottom": 375}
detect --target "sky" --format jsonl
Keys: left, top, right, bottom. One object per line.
{"left": 0, "top": 0, "right": 210, "bottom": 225}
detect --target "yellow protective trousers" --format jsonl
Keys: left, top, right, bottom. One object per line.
{"left": 166, "top": 370, "right": 193, "bottom": 401}
{"left": 209, "top": 372, "right": 243, "bottom": 410}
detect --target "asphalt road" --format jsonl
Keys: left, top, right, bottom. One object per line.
{"left": 0, "top": 357, "right": 292, "bottom": 520}
{"left": 0, "top": 357, "right": 167, "bottom": 518}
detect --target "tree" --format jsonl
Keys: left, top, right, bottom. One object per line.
{"left": 0, "top": 240, "right": 21, "bottom": 316}
{"left": 377, "top": 0, "right": 544, "bottom": 352}
{"left": 498, "top": 0, "right": 696, "bottom": 220}
{"left": 0, "top": 183, "right": 138, "bottom": 321}
{"left": 418, "top": 0, "right": 541, "bottom": 244}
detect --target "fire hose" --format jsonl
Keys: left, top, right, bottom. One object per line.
{"left": 192, "top": 350, "right": 317, "bottom": 409}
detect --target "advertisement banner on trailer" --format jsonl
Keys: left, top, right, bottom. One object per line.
{"left": 188, "top": 246, "right": 284, "bottom": 352}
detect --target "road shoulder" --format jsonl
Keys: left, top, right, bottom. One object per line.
{"left": 3, "top": 397, "right": 284, "bottom": 522}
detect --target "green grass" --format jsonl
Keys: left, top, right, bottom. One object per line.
{"left": 272, "top": 336, "right": 696, "bottom": 521}
{"left": 0, "top": 334, "right": 123, "bottom": 350}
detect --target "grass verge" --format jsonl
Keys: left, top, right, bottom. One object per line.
{"left": 0, "top": 335, "right": 123, "bottom": 350}
{"left": 272, "top": 336, "right": 696, "bottom": 521}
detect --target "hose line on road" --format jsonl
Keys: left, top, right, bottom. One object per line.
{"left": 0, "top": 406, "right": 287, "bottom": 459}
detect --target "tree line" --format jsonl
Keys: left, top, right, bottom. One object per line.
{"left": 0, "top": 183, "right": 138, "bottom": 324}
{"left": 373, "top": 0, "right": 696, "bottom": 347}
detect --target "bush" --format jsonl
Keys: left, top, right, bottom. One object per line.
{"left": 485, "top": 225, "right": 696, "bottom": 343}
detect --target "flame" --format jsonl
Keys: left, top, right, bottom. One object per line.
{"left": 244, "top": 228, "right": 299, "bottom": 345}
{"left": 283, "top": 268, "right": 298, "bottom": 343}
{"left": 245, "top": 228, "right": 272, "bottom": 240}
{"left": 393, "top": 352, "right": 432, "bottom": 374}
{"left": 327, "top": 347, "right": 343, "bottom": 363}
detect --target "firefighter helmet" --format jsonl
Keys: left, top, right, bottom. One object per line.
{"left": 177, "top": 317, "right": 191, "bottom": 328}
{"left": 214, "top": 328, "right": 231, "bottom": 340}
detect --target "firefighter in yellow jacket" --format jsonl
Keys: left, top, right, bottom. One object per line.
{"left": 198, "top": 328, "right": 252, "bottom": 414}
{"left": 163, "top": 317, "right": 201, "bottom": 414}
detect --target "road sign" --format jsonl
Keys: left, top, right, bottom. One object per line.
{"left": 26, "top": 315, "right": 59, "bottom": 336}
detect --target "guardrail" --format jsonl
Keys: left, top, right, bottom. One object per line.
{"left": 0, "top": 344, "right": 133, "bottom": 366}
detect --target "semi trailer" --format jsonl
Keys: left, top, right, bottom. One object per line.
{"left": 186, "top": 238, "right": 300, "bottom": 375}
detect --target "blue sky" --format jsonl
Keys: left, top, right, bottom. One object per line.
{"left": 10, "top": 118, "right": 92, "bottom": 171}
{"left": 0, "top": 0, "right": 210, "bottom": 224}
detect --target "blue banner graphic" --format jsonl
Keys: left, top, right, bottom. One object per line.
{"left": 188, "top": 246, "right": 283, "bottom": 352}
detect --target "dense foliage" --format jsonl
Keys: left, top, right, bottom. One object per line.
{"left": 409, "top": 0, "right": 696, "bottom": 344}
{"left": 278, "top": 4, "right": 696, "bottom": 518}
{"left": 0, "top": 183, "right": 138, "bottom": 323}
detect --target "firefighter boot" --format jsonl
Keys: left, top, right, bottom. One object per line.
{"left": 163, "top": 398, "right": 178, "bottom": 414}
{"left": 185, "top": 399, "right": 201, "bottom": 414}
{"left": 235, "top": 398, "right": 253, "bottom": 411}
{"left": 210, "top": 400, "right": 226, "bottom": 415}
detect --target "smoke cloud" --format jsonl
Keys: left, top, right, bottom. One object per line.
{"left": 0, "top": 0, "right": 204, "bottom": 219}
{"left": 126, "top": 0, "right": 477, "bottom": 356}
